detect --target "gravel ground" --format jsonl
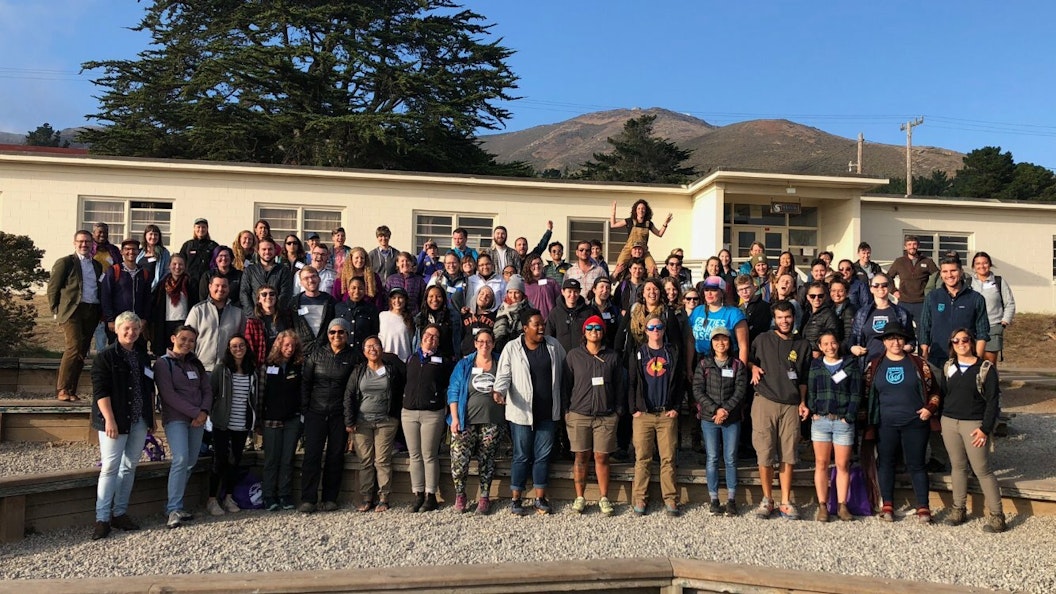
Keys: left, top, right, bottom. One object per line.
{"left": 0, "top": 441, "right": 100, "bottom": 476}
{"left": 1, "top": 501, "right": 1054, "bottom": 591}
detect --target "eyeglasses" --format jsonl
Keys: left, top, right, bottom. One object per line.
{"left": 285, "top": 241, "right": 298, "bottom": 245}
{"left": 328, "top": 330, "right": 346, "bottom": 335}
{"left": 684, "top": 296, "right": 699, "bottom": 302}
{"left": 871, "top": 282, "right": 889, "bottom": 289}
{"left": 951, "top": 337, "right": 972, "bottom": 345}
{"left": 576, "top": 248, "right": 589, "bottom": 253}
{"left": 736, "top": 286, "right": 754, "bottom": 293}
{"left": 259, "top": 292, "right": 276, "bottom": 297}
{"left": 646, "top": 323, "right": 665, "bottom": 331}
{"left": 584, "top": 324, "right": 604, "bottom": 332}
{"left": 312, "top": 252, "right": 327, "bottom": 258}
{"left": 230, "top": 343, "right": 246, "bottom": 349}
{"left": 807, "top": 294, "right": 825, "bottom": 300}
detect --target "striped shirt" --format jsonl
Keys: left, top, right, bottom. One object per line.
{"left": 228, "top": 373, "right": 251, "bottom": 431}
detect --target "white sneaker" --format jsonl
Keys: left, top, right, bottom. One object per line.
{"left": 222, "top": 495, "right": 241, "bottom": 513}
{"left": 754, "top": 496, "right": 774, "bottom": 519}
{"left": 166, "top": 510, "right": 182, "bottom": 529}
{"left": 207, "top": 499, "right": 225, "bottom": 516}
{"left": 571, "top": 496, "right": 586, "bottom": 513}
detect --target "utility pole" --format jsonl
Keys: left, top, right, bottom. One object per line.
{"left": 900, "top": 117, "right": 924, "bottom": 196}
{"left": 848, "top": 133, "right": 864, "bottom": 174}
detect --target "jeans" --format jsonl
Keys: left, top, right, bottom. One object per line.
{"left": 165, "top": 421, "right": 206, "bottom": 514}
{"left": 401, "top": 409, "right": 446, "bottom": 494}
{"left": 96, "top": 418, "right": 149, "bottom": 522}
{"left": 701, "top": 419, "right": 740, "bottom": 500}
{"left": 877, "top": 419, "right": 930, "bottom": 508}
{"left": 509, "top": 419, "right": 555, "bottom": 492}
{"left": 262, "top": 418, "right": 302, "bottom": 500}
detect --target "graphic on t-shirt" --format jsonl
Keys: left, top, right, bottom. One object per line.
{"left": 886, "top": 367, "right": 904, "bottom": 384}
{"left": 693, "top": 317, "right": 727, "bottom": 342}
{"left": 645, "top": 356, "right": 669, "bottom": 377}
{"left": 471, "top": 372, "right": 496, "bottom": 392}
{"left": 871, "top": 315, "right": 889, "bottom": 332}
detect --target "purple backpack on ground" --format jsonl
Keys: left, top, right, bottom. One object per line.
{"left": 231, "top": 469, "right": 264, "bottom": 509}
{"left": 827, "top": 464, "right": 873, "bottom": 517}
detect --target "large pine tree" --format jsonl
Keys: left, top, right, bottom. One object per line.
{"left": 576, "top": 115, "right": 698, "bottom": 184}
{"left": 80, "top": 0, "right": 525, "bottom": 174}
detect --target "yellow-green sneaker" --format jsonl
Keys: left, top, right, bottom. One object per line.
{"left": 598, "top": 496, "right": 615, "bottom": 516}
{"left": 571, "top": 496, "right": 586, "bottom": 513}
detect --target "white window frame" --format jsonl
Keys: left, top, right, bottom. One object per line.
{"left": 568, "top": 217, "right": 629, "bottom": 264}
{"left": 255, "top": 205, "right": 343, "bottom": 243}
{"left": 413, "top": 211, "right": 495, "bottom": 254}
{"left": 79, "top": 196, "right": 174, "bottom": 246}
{"left": 903, "top": 230, "right": 971, "bottom": 263}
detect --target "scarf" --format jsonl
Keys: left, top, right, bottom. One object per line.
{"left": 164, "top": 273, "right": 188, "bottom": 307}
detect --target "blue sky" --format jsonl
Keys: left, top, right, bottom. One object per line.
{"left": 1, "top": 0, "right": 1053, "bottom": 169}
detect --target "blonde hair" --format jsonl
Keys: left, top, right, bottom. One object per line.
{"left": 339, "top": 246, "right": 378, "bottom": 297}
{"left": 231, "top": 230, "right": 256, "bottom": 271}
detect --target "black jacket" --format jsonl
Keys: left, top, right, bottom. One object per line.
{"left": 336, "top": 299, "right": 380, "bottom": 353}
{"left": 258, "top": 361, "right": 302, "bottom": 423}
{"left": 563, "top": 345, "right": 624, "bottom": 416}
{"left": 343, "top": 356, "right": 407, "bottom": 426}
{"left": 402, "top": 352, "right": 452, "bottom": 411}
{"left": 179, "top": 237, "right": 219, "bottom": 300}
{"left": 293, "top": 292, "right": 337, "bottom": 355}
{"left": 544, "top": 296, "right": 599, "bottom": 354}
{"left": 301, "top": 345, "right": 359, "bottom": 415}
{"left": 90, "top": 342, "right": 156, "bottom": 433}
{"left": 800, "top": 301, "right": 841, "bottom": 352}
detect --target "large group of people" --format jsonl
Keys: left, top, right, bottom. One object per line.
{"left": 59, "top": 202, "right": 1015, "bottom": 541}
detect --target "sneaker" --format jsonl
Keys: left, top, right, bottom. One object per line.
{"left": 109, "top": 514, "right": 139, "bottom": 531}
{"left": 280, "top": 498, "right": 295, "bottom": 511}
{"left": 708, "top": 499, "right": 722, "bottom": 516}
{"left": 455, "top": 493, "right": 468, "bottom": 513}
{"left": 837, "top": 503, "right": 853, "bottom": 522}
{"left": 266, "top": 500, "right": 281, "bottom": 512}
{"left": 754, "top": 496, "right": 774, "bottom": 519}
{"left": 946, "top": 506, "right": 967, "bottom": 526}
{"left": 535, "top": 497, "right": 553, "bottom": 515}
{"left": 510, "top": 499, "right": 528, "bottom": 516}
{"left": 474, "top": 497, "right": 491, "bottom": 516}
{"left": 916, "top": 507, "right": 933, "bottom": 524}
{"left": 879, "top": 503, "right": 895, "bottom": 522}
{"left": 320, "top": 501, "right": 339, "bottom": 512}
{"left": 982, "top": 514, "right": 1007, "bottom": 533}
{"left": 412, "top": 492, "right": 426, "bottom": 513}
{"left": 598, "top": 497, "right": 614, "bottom": 516}
{"left": 570, "top": 496, "right": 586, "bottom": 514}
{"left": 91, "top": 520, "right": 111, "bottom": 541}
{"left": 633, "top": 501, "right": 647, "bottom": 516}
{"left": 778, "top": 502, "right": 799, "bottom": 520}
{"left": 298, "top": 502, "right": 316, "bottom": 514}
{"left": 176, "top": 510, "right": 193, "bottom": 521}
{"left": 222, "top": 495, "right": 241, "bottom": 513}
{"left": 815, "top": 504, "right": 829, "bottom": 522}
{"left": 664, "top": 503, "right": 680, "bottom": 517}
{"left": 724, "top": 500, "right": 738, "bottom": 517}
{"left": 207, "top": 499, "right": 225, "bottom": 517}
{"left": 166, "top": 510, "right": 182, "bottom": 529}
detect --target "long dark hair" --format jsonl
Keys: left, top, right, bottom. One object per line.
{"left": 223, "top": 334, "right": 257, "bottom": 375}
{"left": 629, "top": 199, "right": 654, "bottom": 223}
{"left": 142, "top": 224, "right": 165, "bottom": 250}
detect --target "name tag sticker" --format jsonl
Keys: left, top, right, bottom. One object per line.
{"left": 297, "top": 306, "right": 309, "bottom": 315}
{"left": 472, "top": 367, "right": 483, "bottom": 375}
{"left": 831, "top": 369, "right": 848, "bottom": 384}
{"left": 147, "top": 257, "right": 157, "bottom": 263}
{"left": 187, "top": 371, "right": 199, "bottom": 380}
{"left": 472, "top": 328, "right": 481, "bottom": 335}
{"left": 446, "top": 286, "right": 456, "bottom": 293}
{"left": 375, "top": 367, "right": 387, "bottom": 376}
{"left": 602, "top": 312, "right": 612, "bottom": 320}
{"left": 538, "top": 279, "right": 548, "bottom": 286}
{"left": 267, "top": 366, "right": 280, "bottom": 375}
{"left": 143, "top": 367, "right": 154, "bottom": 379}
{"left": 947, "top": 365, "right": 957, "bottom": 378}
{"left": 721, "top": 368, "right": 734, "bottom": 378}
{"left": 786, "top": 370, "right": 798, "bottom": 381}
{"left": 983, "top": 281, "right": 996, "bottom": 289}
{"left": 295, "top": 262, "right": 305, "bottom": 269}
{"left": 430, "top": 356, "right": 443, "bottom": 364}
{"left": 591, "top": 377, "right": 604, "bottom": 386}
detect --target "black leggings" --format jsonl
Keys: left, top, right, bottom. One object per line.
{"left": 210, "top": 429, "right": 249, "bottom": 498}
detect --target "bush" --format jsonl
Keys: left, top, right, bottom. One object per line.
{"left": 0, "top": 233, "right": 49, "bottom": 357}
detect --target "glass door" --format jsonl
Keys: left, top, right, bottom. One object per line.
{"left": 735, "top": 227, "right": 786, "bottom": 262}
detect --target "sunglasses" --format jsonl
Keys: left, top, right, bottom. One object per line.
{"left": 285, "top": 241, "right": 298, "bottom": 245}
{"left": 584, "top": 324, "right": 604, "bottom": 332}
{"left": 328, "top": 330, "right": 346, "bottom": 335}
{"left": 646, "top": 324, "right": 665, "bottom": 331}
{"left": 259, "top": 292, "right": 276, "bottom": 297}
{"left": 951, "top": 337, "right": 972, "bottom": 345}
{"left": 871, "top": 282, "right": 889, "bottom": 288}
{"left": 684, "top": 296, "right": 699, "bottom": 302}
{"left": 807, "top": 294, "right": 825, "bottom": 299}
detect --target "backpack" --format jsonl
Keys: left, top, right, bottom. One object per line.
{"left": 942, "top": 359, "right": 995, "bottom": 398}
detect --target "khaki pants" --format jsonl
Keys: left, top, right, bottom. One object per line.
{"left": 632, "top": 413, "right": 678, "bottom": 506}
{"left": 353, "top": 417, "right": 399, "bottom": 501}
{"left": 941, "top": 417, "right": 1003, "bottom": 516}
{"left": 58, "top": 303, "right": 101, "bottom": 394}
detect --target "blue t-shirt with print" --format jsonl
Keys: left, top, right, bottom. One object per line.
{"left": 690, "top": 305, "right": 745, "bottom": 355}
{"left": 874, "top": 357, "right": 921, "bottom": 426}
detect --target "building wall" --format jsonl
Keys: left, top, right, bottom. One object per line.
{"left": 862, "top": 199, "right": 1056, "bottom": 313}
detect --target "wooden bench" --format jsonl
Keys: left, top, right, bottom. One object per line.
{"left": 0, "top": 400, "right": 96, "bottom": 443}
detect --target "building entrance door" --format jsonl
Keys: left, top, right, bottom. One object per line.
{"left": 735, "top": 227, "right": 786, "bottom": 262}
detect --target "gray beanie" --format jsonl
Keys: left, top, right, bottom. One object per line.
{"left": 506, "top": 274, "right": 525, "bottom": 294}
{"left": 328, "top": 318, "right": 351, "bottom": 332}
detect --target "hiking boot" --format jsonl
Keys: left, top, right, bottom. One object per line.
{"left": 815, "top": 504, "right": 829, "bottom": 522}
{"left": 110, "top": 514, "right": 139, "bottom": 531}
{"left": 664, "top": 503, "right": 681, "bottom": 517}
{"left": 510, "top": 498, "right": 528, "bottom": 516}
{"left": 916, "top": 507, "right": 933, "bottom": 524}
{"left": 570, "top": 496, "right": 586, "bottom": 514}
{"left": 778, "top": 502, "right": 799, "bottom": 520}
{"left": 946, "top": 506, "right": 967, "bottom": 526}
{"left": 222, "top": 495, "right": 241, "bottom": 513}
{"left": 421, "top": 493, "right": 438, "bottom": 512}
{"left": 474, "top": 497, "right": 491, "bottom": 516}
{"left": 166, "top": 510, "right": 182, "bottom": 529}
{"left": 207, "top": 499, "right": 225, "bottom": 516}
{"left": 298, "top": 502, "right": 316, "bottom": 514}
{"left": 837, "top": 503, "right": 853, "bottom": 522}
{"left": 598, "top": 497, "right": 615, "bottom": 516}
{"left": 708, "top": 499, "right": 722, "bottom": 516}
{"left": 535, "top": 497, "right": 553, "bottom": 515}
{"left": 725, "top": 500, "right": 738, "bottom": 517}
{"left": 454, "top": 493, "right": 468, "bottom": 513}
{"left": 412, "top": 492, "right": 426, "bottom": 513}
{"left": 982, "top": 514, "right": 1007, "bottom": 533}
{"left": 754, "top": 496, "right": 774, "bottom": 519}
{"left": 91, "top": 521, "right": 111, "bottom": 541}
{"left": 320, "top": 501, "right": 339, "bottom": 512}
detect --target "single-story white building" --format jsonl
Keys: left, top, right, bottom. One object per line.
{"left": 2, "top": 151, "right": 1054, "bottom": 312}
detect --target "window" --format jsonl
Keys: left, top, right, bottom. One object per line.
{"left": 80, "top": 197, "right": 173, "bottom": 246}
{"left": 257, "top": 206, "right": 342, "bottom": 242}
{"left": 903, "top": 231, "right": 971, "bottom": 262}
{"left": 1052, "top": 236, "right": 1056, "bottom": 278}
{"left": 723, "top": 203, "right": 819, "bottom": 260}
{"left": 568, "top": 218, "right": 628, "bottom": 264}
{"left": 413, "top": 212, "right": 494, "bottom": 253}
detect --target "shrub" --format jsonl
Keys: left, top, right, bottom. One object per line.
{"left": 0, "top": 233, "right": 49, "bottom": 356}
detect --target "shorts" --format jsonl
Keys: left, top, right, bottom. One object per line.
{"left": 751, "top": 396, "right": 800, "bottom": 467}
{"left": 984, "top": 323, "right": 1004, "bottom": 353}
{"left": 565, "top": 412, "right": 618, "bottom": 454}
{"left": 810, "top": 415, "right": 855, "bottom": 447}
